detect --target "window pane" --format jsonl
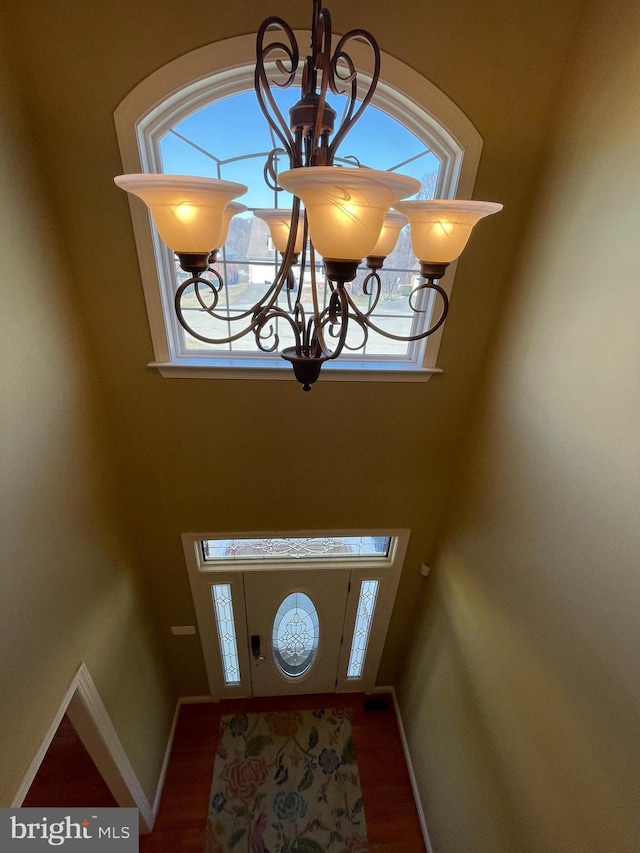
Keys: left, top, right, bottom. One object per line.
{"left": 347, "top": 579, "right": 380, "bottom": 679}
{"left": 272, "top": 592, "right": 320, "bottom": 678}
{"left": 201, "top": 536, "right": 391, "bottom": 562}
{"left": 210, "top": 584, "right": 241, "bottom": 684}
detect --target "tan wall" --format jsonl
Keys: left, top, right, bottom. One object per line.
{"left": 399, "top": 0, "right": 640, "bottom": 850}
{"left": 0, "top": 33, "right": 173, "bottom": 805}
{"left": 0, "top": 0, "right": 583, "bottom": 694}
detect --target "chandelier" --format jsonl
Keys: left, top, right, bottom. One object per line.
{"left": 116, "top": 0, "right": 502, "bottom": 390}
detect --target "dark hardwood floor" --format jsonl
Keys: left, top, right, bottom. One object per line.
{"left": 141, "top": 692, "right": 425, "bottom": 852}
{"left": 23, "top": 713, "right": 117, "bottom": 808}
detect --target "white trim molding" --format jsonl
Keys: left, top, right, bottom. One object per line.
{"left": 151, "top": 699, "right": 180, "bottom": 819}
{"left": 12, "top": 663, "right": 155, "bottom": 834}
{"left": 150, "top": 695, "right": 216, "bottom": 818}
{"left": 114, "top": 33, "right": 483, "bottom": 380}
{"left": 374, "top": 686, "right": 435, "bottom": 853}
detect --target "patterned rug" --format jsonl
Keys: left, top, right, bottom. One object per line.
{"left": 205, "top": 709, "right": 368, "bottom": 853}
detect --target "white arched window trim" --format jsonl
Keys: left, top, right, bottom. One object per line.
{"left": 114, "top": 33, "right": 483, "bottom": 382}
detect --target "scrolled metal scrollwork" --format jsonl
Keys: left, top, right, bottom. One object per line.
{"left": 255, "top": 16, "right": 300, "bottom": 167}
{"left": 343, "top": 277, "right": 450, "bottom": 344}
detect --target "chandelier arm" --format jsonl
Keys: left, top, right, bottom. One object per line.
{"left": 407, "top": 280, "right": 449, "bottom": 332}
{"left": 203, "top": 262, "right": 223, "bottom": 284}
{"left": 305, "top": 312, "right": 318, "bottom": 355}
{"left": 189, "top": 267, "right": 223, "bottom": 313}
{"left": 306, "top": 244, "right": 336, "bottom": 358}
{"left": 343, "top": 279, "right": 450, "bottom": 342}
{"left": 360, "top": 270, "right": 383, "bottom": 315}
{"left": 285, "top": 211, "right": 310, "bottom": 315}
{"left": 294, "top": 302, "right": 308, "bottom": 345}
{"left": 255, "top": 18, "right": 301, "bottom": 166}
{"left": 328, "top": 309, "right": 369, "bottom": 352}
{"left": 173, "top": 217, "right": 303, "bottom": 344}
{"left": 327, "top": 28, "right": 380, "bottom": 160}
{"left": 253, "top": 304, "right": 304, "bottom": 353}
{"left": 285, "top": 266, "right": 297, "bottom": 312}
{"left": 263, "top": 148, "right": 288, "bottom": 193}
{"left": 309, "top": 6, "right": 333, "bottom": 158}
{"left": 176, "top": 275, "right": 281, "bottom": 327}
{"left": 255, "top": 64, "right": 295, "bottom": 159}
{"left": 315, "top": 286, "right": 351, "bottom": 360}
{"left": 174, "top": 276, "right": 263, "bottom": 345}
{"left": 175, "top": 274, "right": 221, "bottom": 317}
{"left": 309, "top": 0, "right": 325, "bottom": 86}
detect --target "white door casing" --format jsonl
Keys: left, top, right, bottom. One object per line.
{"left": 182, "top": 530, "right": 409, "bottom": 700}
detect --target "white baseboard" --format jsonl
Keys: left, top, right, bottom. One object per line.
{"left": 373, "top": 685, "right": 434, "bottom": 853}
{"left": 150, "top": 694, "right": 214, "bottom": 818}
{"left": 152, "top": 699, "right": 180, "bottom": 818}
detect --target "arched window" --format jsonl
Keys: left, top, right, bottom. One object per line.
{"left": 115, "top": 34, "right": 482, "bottom": 381}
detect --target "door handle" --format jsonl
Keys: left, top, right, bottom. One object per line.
{"left": 251, "top": 634, "right": 265, "bottom": 661}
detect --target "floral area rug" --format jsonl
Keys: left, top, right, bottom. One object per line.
{"left": 205, "top": 708, "right": 368, "bottom": 853}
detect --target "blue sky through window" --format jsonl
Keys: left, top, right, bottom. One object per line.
{"left": 159, "top": 88, "right": 440, "bottom": 209}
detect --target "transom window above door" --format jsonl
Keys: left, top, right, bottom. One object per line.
{"left": 201, "top": 534, "right": 393, "bottom": 564}
{"left": 114, "top": 35, "right": 483, "bottom": 381}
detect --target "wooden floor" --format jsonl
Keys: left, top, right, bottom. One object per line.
{"left": 142, "top": 693, "right": 425, "bottom": 852}
{"left": 23, "top": 714, "right": 118, "bottom": 808}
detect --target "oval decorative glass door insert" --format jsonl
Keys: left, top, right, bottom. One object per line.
{"left": 272, "top": 592, "right": 320, "bottom": 678}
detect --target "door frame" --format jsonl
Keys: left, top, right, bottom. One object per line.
{"left": 182, "top": 529, "right": 410, "bottom": 701}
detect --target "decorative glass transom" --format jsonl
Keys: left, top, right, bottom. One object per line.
{"left": 272, "top": 592, "right": 320, "bottom": 678}
{"left": 201, "top": 535, "right": 391, "bottom": 563}
{"left": 347, "top": 579, "right": 380, "bottom": 679}
{"left": 210, "top": 583, "right": 241, "bottom": 684}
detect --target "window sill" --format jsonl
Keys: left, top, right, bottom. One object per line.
{"left": 149, "top": 358, "right": 442, "bottom": 383}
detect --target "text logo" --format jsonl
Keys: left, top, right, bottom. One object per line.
{"left": 1, "top": 809, "right": 138, "bottom": 850}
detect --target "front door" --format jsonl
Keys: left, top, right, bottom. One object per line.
{"left": 244, "top": 569, "right": 351, "bottom": 696}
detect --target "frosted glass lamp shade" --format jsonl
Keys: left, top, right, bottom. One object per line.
{"left": 394, "top": 200, "right": 503, "bottom": 264}
{"left": 114, "top": 174, "right": 247, "bottom": 253}
{"left": 369, "top": 210, "right": 407, "bottom": 257}
{"left": 254, "top": 209, "right": 305, "bottom": 254}
{"left": 219, "top": 202, "right": 248, "bottom": 248}
{"left": 278, "top": 167, "right": 420, "bottom": 261}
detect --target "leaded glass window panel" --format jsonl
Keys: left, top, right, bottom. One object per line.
{"left": 347, "top": 579, "right": 380, "bottom": 679}
{"left": 201, "top": 535, "right": 391, "bottom": 563}
{"left": 210, "top": 583, "right": 241, "bottom": 684}
{"left": 272, "top": 592, "right": 320, "bottom": 678}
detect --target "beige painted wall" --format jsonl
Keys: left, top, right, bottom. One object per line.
{"left": 399, "top": 0, "right": 640, "bottom": 850}
{"left": 0, "top": 0, "right": 583, "bottom": 695}
{"left": 0, "top": 33, "right": 174, "bottom": 805}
